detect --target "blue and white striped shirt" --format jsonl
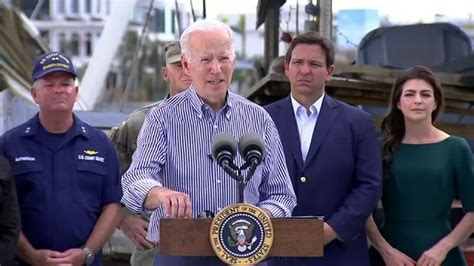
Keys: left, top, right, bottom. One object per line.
{"left": 121, "top": 87, "right": 297, "bottom": 242}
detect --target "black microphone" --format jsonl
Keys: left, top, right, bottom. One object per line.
{"left": 238, "top": 133, "right": 265, "bottom": 166}
{"left": 211, "top": 133, "right": 238, "bottom": 167}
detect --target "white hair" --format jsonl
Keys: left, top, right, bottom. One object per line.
{"left": 180, "top": 19, "right": 235, "bottom": 59}
{"left": 32, "top": 79, "right": 42, "bottom": 89}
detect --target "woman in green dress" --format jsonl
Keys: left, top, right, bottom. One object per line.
{"left": 366, "top": 65, "right": 474, "bottom": 266}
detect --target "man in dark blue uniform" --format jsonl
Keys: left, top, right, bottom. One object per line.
{"left": 0, "top": 156, "right": 20, "bottom": 265}
{"left": 0, "top": 51, "right": 122, "bottom": 266}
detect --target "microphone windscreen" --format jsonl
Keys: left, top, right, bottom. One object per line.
{"left": 238, "top": 132, "right": 265, "bottom": 158}
{"left": 211, "top": 132, "right": 237, "bottom": 160}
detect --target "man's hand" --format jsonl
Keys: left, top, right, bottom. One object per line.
{"left": 323, "top": 222, "right": 337, "bottom": 245}
{"left": 30, "top": 249, "right": 57, "bottom": 266}
{"left": 120, "top": 214, "right": 155, "bottom": 249}
{"left": 45, "top": 248, "right": 85, "bottom": 266}
{"left": 145, "top": 187, "right": 192, "bottom": 218}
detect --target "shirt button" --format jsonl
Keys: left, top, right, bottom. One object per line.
{"left": 216, "top": 179, "right": 221, "bottom": 184}
{"left": 213, "top": 124, "right": 218, "bottom": 129}
{"left": 300, "top": 176, "right": 307, "bottom": 183}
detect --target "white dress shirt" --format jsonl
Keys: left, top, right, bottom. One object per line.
{"left": 290, "top": 93, "right": 324, "bottom": 161}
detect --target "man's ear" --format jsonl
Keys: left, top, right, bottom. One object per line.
{"left": 30, "top": 87, "right": 36, "bottom": 97}
{"left": 182, "top": 55, "right": 191, "bottom": 75}
{"left": 30, "top": 87, "right": 39, "bottom": 104}
{"left": 161, "top": 66, "right": 169, "bottom": 82}
{"left": 325, "top": 64, "right": 335, "bottom": 83}
{"left": 284, "top": 60, "right": 290, "bottom": 76}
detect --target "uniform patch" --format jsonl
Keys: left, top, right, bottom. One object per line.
{"left": 84, "top": 150, "right": 99, "bottom": 155}
{"left": 78, "top": 150, "right": 104, "bottom": 162}
{"left": 15, "top": 156, "right": 36, "bottom": 162}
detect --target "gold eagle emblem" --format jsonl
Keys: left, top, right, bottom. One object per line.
{"left": 84, "top": 150, "right": 99, "bottom": 155}
{"left": 228, "top": 220, "right": 257, "bottom": 252}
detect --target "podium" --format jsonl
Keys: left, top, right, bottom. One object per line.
{"left": 160, "top": 216, "right": 324, "bottom": 264}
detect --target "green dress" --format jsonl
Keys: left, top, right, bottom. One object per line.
{"left": 370, "top": 136, "right": 474, "bottom": 266}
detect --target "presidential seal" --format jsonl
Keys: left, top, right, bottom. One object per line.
{"left": 210, "top": 203, "right": 274, "bottom": 265}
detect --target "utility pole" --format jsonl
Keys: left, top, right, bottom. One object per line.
{"left": 318, "top": 0, "right": 332, "bottom": 39}
{"left": 263, "top": 3, "right": 279, "bottom": 71}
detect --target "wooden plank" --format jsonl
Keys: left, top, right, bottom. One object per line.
{"left": 443, "top": 85, "right": 474, "bottom": 102}
{"left": 372, "top": 116, "right": 474, "bottom": 139}
{"left": 160, "top": 217, "right": 324, "bottom": 257}
{"left": 269, "top": 218, "right": 323, "bottom": 257}
{"left": 329, "top": 77, "right": 391, "bottom": 92}
{"left": 335, "top": 64, "right": 474, "bottom": 89}
{"left": 331, "top": 96, "right": 388, "bottom": 107}
{"left": 246, "top": 73, "right": 474, "bottom": 116}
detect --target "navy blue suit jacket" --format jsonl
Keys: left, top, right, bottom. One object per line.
{"left": 265, "top": 95, "right": 382, "bottom": 266}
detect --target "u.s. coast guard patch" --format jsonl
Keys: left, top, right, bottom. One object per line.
{"left": 210, "top": 203, "right": 274, "bottom": 265}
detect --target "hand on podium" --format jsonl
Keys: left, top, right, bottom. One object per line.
{"left": 144, "top": 187, "right": 192, "bottom": 218}
{"left": 323, "top": 222, "right": 338, "bottom": 245}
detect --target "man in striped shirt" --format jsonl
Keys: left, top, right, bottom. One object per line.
{"left": 111, "top": 41, "right": 191, "bottom": 266}
{"left": 121, "top": 19, "right": 297, "bottom": 265}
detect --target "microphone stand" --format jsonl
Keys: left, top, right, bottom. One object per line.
{"left": 221, "top": 160, "right": 259, "bottom": 203}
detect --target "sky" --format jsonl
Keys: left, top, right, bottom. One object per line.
{"left": 203, "top": 0, "right": 474, "bottom": 23}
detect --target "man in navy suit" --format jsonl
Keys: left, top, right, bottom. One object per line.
{"left": 265, "top": 32, "right": 382, "bottom": 266}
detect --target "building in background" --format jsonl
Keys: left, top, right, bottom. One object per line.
{"left": 18, "top": 0, "right": 194, "bottom": 105}
{"left": 19, "top": 0, "right": 192, "bottom": 68}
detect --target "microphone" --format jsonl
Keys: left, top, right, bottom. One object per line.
{"left": 211, "top": 133, "right": 238, "bottom": 167}
{"left": 238, "top": 133, "right": 265, "bottom": 166}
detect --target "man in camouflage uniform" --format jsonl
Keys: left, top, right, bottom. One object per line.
{"left": 110, "top": 41, "right": 191, "bottom": 266}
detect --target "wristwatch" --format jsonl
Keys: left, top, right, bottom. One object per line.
{"left": 82, "top": 246, "right": 95, "bottom": 265}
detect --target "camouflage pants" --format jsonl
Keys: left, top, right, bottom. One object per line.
{"left": 130, "top": 247, "right": 158, "bottom": 266}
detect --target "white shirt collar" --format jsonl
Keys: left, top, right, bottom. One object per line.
{"left": 290, "top": 92, "right": 324, "bottom": 117}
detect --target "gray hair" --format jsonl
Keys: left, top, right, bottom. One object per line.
{"left": 31, "top": 74, "right": 75, "bottom": 89}
{"left": 32, "top": 79, "right": 41, "bottom": 89}
{"left": 180, "top": 19, "right": 235, "bottom": 59}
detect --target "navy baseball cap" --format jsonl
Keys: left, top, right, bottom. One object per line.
{"left": 32, "top": 51, "right": 77, "bottom": 81}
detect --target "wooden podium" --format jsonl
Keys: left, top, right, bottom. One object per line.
{"left": 160, "top": 217, "right": 324, "bottom": 260}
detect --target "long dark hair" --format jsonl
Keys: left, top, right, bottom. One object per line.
{"left": 381, "top": 65, "right": 445, "bottom": 170}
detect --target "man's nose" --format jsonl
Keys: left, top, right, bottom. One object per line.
{"left": 300, "top": 63, "right": 311, "bottom": 73}
{"left": 182, "top": 71, "right": 191, "bottom": 78}
{"left": 52, "top": 84, "right": 67, "bottom": 93}
{"left": 209, "top": 59, "right": 222, "bottom": 74}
